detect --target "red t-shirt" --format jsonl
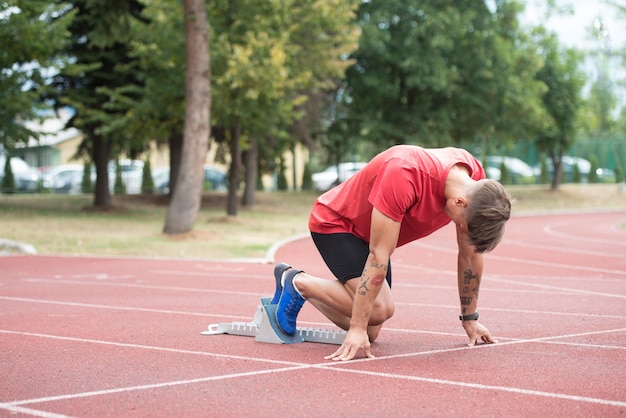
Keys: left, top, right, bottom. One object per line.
{"left": 308, "top": 145, "right": 486, "bottom": 247}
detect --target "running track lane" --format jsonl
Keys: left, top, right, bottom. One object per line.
{"left": 1, "top": 210, "right": 625, "bottom": 417}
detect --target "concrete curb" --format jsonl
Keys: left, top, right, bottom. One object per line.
{"left": 0, "top": 238, "right": 37, "bottom": 255}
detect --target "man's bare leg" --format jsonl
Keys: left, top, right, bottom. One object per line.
{"left": 293, "top": 273, "right": 394, "bottom": 342}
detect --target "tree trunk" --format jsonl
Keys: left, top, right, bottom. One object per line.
{"left": 226, "top": 119, "right": 240, "bottom": 215}
{"left": 242, "top": 137, "right": 258, "bottom": 206}
{"left": 168, "top": 129, "right": 183, "bottom": 197}
{"left": 550, "top": 150, "right": 563, "bottom": 190}
{"left": 93, "top": 135, "right": 111, "bottom": 208}
{"left": 291, "top": 145, "right": 297, "bottom": 191}
{"left": 163, "top": 0, "right": 211, "bottom": 234}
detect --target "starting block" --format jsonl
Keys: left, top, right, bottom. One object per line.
{"left": 202, "top": 297, "right": 346, "bottom": 345}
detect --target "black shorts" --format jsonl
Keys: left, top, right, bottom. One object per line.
{"left": 310, "top": 232, "right": 392, "bottom": 287}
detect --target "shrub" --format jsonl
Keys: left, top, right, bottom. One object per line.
{"left": 81, "top": 161, "right": 93, "bottom": 193}
{"left": 1, "top": 156, "right": 16, "bottom": 194}
{"left": 141, "top": 158, "right": 155, "bottom": 194}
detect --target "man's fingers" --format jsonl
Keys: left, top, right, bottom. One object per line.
{"left": 324, "top": 347, "right": 345, "bottom": 360}
{"left": 324, "top": 344, "right": 374, "bottom": 361}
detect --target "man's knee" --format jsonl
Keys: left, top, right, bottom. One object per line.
{"left": 369, "top": 300, "right": 395, "bottom": 325}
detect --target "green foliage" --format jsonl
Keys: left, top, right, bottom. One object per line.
{"left": 141, "top": 158, "right": 154, "bottom": 194}
{"left": 301, "top": 162, "right": 312, "bottom": 191}
{"left": 81, "top": 161, "right": 93, "bottom": 193}
{"left": 338, "top": 0, "right": 546, "bottom": 151}
{"left": 499, "top": 160, "right": 512, "bottom": 185}
{"left": 49, "top": 0, "right": 148, "bottom": 162}
{"left": 615, "top": 166, "right": 624, "bottom": 183}
{"left": 208, "top": 0, "right": 360, "bottom": 162}
{"left": 588, "top": 155, "right": 599, "bottom": 183}
{"left": 571, "top": 163, "right": 582, "bottom": 183}
{"left": 277, "top": 158, "right": 288, "bottom": 191}
{"left": 0, "top": 0, "right": 74, "bottom": 148}
{"left": 114, "top": 161, "right": 126, "bottom": 194}
{"left": 537, "top": 158, "right": 549, "bottom": 184}
{"left": 534, "top": 31, "right": 586, "bottom": 188}
{"left": 1, "top": 156, "right": 16, "bottom": 194}
{"left": 103, "top": 0, "right": 186, "bottom": 147}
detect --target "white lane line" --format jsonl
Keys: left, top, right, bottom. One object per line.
{"left": 394, "top": 262, "right": 626, "bottom": 283}
{"left": 543, "top": 220, "right": 626, "bottom": 246}
{"left": 0, "top": 296, "right": 252, "bottom": 321}
{"left": 3, "top": 328, "right": 625, "bottom": 410}
{"left": 327, "top": 367, "right": 626, "bottom": 408}
{"left": 21, "top": 278, "right": 265, "bottom": 297}
{"left": 5, "top": 365, "right": 309, "bottom": 407}
{"left": 486, "top": 277, "right": 626, "bottom": 299}
{"left": 3, "top": 294, "right": 625, "bottom": 326}
{"left": 394, "top": 302, "right": 626, "bottom": 320}
{"left": 0, "top": 404, "right": 71, "bottom": 418}
{"left": 149, "top": 270, "right": 269, "bottom": 279}
{"left": 408, "top": 241, "right": 626, "bottom": 276}
{"left": 21, "top": 276, "right": 598, "bottom": 298}
{"left": 0, "top": 329, "right": 305, "bottom": 369}
{"left": 503, "top": 239, "right": 626, "bottom": 258}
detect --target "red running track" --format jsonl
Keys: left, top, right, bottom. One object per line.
{"left": 1, "top": 211, "right": 625, "bottom": 417}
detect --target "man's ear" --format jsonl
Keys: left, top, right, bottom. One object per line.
{"left": 455, "top": 197, "right": 467, "bottom": 207}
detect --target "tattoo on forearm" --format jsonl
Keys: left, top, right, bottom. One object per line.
{"left": 460, "top": 269, "right": 480, "bottom": 307}
{"left": 358, "top": 279, "right": 370, "bottom": 295}
{"left": 463, "top": 269, "right": 481, "bottom": 297}
{"left": 463, "top": 269, "right": 478, "bottom": 284}
{"left": 358, "top": 263, "right": 387, "bottom": 296}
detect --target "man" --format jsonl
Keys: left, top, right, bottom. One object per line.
{"left": 273, "top": 145, "right": 512, "bottom": 361}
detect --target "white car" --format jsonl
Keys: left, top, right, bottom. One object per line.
{"left": 42, "top": 164, "right": 86, "bottom": 193}
{"left": 312, "top": 162, "right": 367, "bottom": 191}
{"left": 486, "top": 156, "right": 535, "bottom": 184}
{"left": 0, "top": 155, "right": 40, "bottom": 193}
{"left": 108, "top": 159, "right": 144, "bottom": 194}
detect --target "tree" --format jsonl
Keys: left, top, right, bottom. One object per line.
{"left": 1, "top": 156, "right": 16, "bottom": 194}
{"left": 208, "top": 0, "right": 359, "bottom": 215}
{"left": 336, "top": 0, "right": 545, "bottom": 158}
{"left": 163, "top": 0, "right": 211, "bottom": 234}
{"left": 141, "top": 158, "right": 154, "bottom": 194}
{"left": 81, "top": 161, "right": 93, "bottom": 193}
{"left": 49, "top": 0, "right": 148, "bottom": 208}
{"left": 101, "top": 0, "right": 187, "bottom": 198}
{"left": 0, "top": 1, "right": 73, "bottom": 149}
{"left": 533, "top": 32, "right": 586, "bottom": 189}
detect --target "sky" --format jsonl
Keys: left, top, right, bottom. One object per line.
{"left": 521, "top": 0, "right": 625, "bottom": 51}
{"left": 520, "top": 0, "right": 625, "bottom": 109}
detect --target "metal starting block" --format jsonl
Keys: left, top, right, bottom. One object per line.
{"left": 202, "top": 297, "right": 347, "bottom": 345}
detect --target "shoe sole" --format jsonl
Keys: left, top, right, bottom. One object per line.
{"left": 270, "top": 262, "right": 291, "bottom": 304}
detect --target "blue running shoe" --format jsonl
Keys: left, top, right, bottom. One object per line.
{"left": 276, "top": 269, "right": 305, "bottom": 335}
{"left": 270, "top": 262, "right": 291, "bottom": 304}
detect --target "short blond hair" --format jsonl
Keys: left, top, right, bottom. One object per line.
{"left": 465, "top": 180, "right": 512, "bottom": 253}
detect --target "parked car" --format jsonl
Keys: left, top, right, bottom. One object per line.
{"left": 485, "top": 156, "right": 535, "bottom": 184}
{"left": 312, "top": 162, "right": 367, "bottom": 191}
{"left": 0, "top": 154, "right": 40, "bottom": 193}
{"left": 108, "top": 159, "right": 144, "bottom": 194}
{"left": 533, "top": 156, "right": 615, "bottom": 183}
{"left": 42, "top": 164, "right": 86, "bottom": 194}
{"left": 154, "top": 165, "right": 227, "bottom": 194}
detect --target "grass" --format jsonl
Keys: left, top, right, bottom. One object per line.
{"left": 1, "top": 183, "right": 625, "bottom": 259}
